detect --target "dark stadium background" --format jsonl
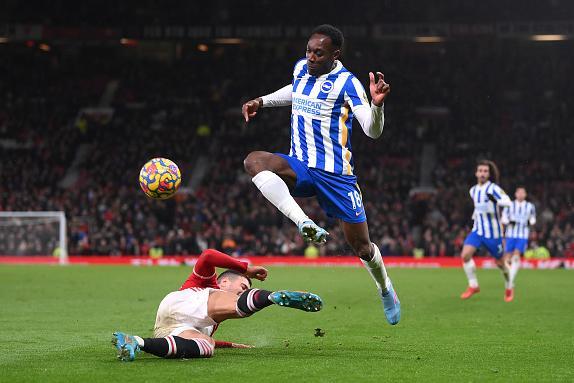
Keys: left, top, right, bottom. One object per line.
{"left": 1, "top": 0, "right": 573, "bottom": 259}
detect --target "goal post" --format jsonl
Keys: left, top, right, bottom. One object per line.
{"left": 0, "top": 211, "right": 68, "bottom": 264}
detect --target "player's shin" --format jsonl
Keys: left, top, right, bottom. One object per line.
{"left": 236, "top": 288, "right": 274, "bottom": 317}
{"left": 462, "top": 258, "right": 479, "bottom": 288}
{"left": 251, "top": 170, "right": 309, "bottom": 226}
{"left": 498, "top": 258, "right": 511, "bottom": 288}
{"left": 509, "top": 253, "right": 520, "bottom": 285}
{"left": 361, "top": 243, "right": 389, "bottom": 293}
{"left": 139, "top": 336, "right": 214, "bottom": 358}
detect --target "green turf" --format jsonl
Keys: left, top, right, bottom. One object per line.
{"left": 1, "top": 265, "right": 573, "bottom": 382}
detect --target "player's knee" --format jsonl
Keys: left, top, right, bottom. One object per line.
{"left": 353, "top": 242, "right": 372, "bottom": 260}
{"left": 243, "top": 151, "right": 266, "bottom": 176}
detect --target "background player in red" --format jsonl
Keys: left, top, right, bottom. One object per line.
{"left": 112, "top": 249, "right": 323, "bottom": 361}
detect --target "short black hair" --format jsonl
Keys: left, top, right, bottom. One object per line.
{"left": 217, "top": 269, "right": 251, "bottom": 287}
{"left": 311, "top": 24, "right": 344, "bottom": 49}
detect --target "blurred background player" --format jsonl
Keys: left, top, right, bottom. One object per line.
{"left": 241, "top": 24, "right": 400, "bottom": 325}
{"left": 460, "top": 160, "right": 512, "bottom": 300}
{"left": 501, "top": 187, "right": 537, "bottom": 302}
{"left": 112, "top": 249, "right": 323, "bottom": 361}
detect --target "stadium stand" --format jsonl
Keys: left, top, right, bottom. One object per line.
{"left": 1, "top": 33, "right": 573, "bottom": 258}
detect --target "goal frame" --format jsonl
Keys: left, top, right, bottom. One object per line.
{"left": 0, "top": 211, "right": 68, "bottom": 264}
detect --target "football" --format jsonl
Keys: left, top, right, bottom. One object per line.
{"left": 139, "top": 158, "right": 181, "bottom": 199}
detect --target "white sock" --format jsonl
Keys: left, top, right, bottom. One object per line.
{"left": 252, "top": 170, "right": 309, "bottom": 226}
{"left": 361, "top": 243, "right": 389, "bottom": 293}
{"left": 134, "top": 335, "right": 144, "bottom": 347}
{"left": 500, "top": 259, "right": 511, "bottom": 289}
{"left": 509, "top": 254, "right": 520, "bottom": 288}
{"left": 463, "top": 259, "right": 479, "bottom": 288}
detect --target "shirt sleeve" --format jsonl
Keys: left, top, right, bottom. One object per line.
{"left": 529, "top": 204, "right": 537, "bottom": 225}
{"left": 193, "top": 249, "right": 248, "bottom": 277}
{"left": 344, "top": 76, "right": 385, "bottom": 139}
{"left": 261, "top": 84, "right": 292, "bottom": 107}
{"left": 490, "top": 184, "right": 512, "bottom": 207}
{"left": 501, "top": 206, "right": 510, "bottom": 225}
{"left": 469, "top": 187, "right": 476, "bottom": 220}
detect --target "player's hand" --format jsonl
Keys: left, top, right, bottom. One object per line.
{"left": 231, "top": 342, "right": 254, "bottom": 349}
{"left": 245, "top": 265, "right": 268, "bottom": 281}
{"left": 242, "top": 98, "right": 262, "bottom": 122}
{"left": 486, "top": 193, "right": 498, "bottom": 203}
{"left": 369, "top": 71, "right": 390, "bottom": 107}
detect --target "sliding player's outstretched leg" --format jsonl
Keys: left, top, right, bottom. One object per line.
{"left": 343, "top": 221, "right": 401, "bottom": 325}
{"left": 234, "top": 288, "right": 323, "bottom": 317}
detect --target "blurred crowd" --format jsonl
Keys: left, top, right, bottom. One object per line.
{"left": 1, "top": 38, "right": 573, "bottom": 258}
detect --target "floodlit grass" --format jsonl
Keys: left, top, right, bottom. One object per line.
{"left": 1, "top": 265, "right": 573, "bottom": 382}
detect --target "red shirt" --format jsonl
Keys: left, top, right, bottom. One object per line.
{"left": 179, "top": 249, "right": 248, "bottom": 290}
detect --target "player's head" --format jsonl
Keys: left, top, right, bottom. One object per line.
{"left": 515, "top": 186, "right": 527, "bottom": 201}
{"left": 307, "top": 24, "right": 344, "bottom": 77}
{"left": 217, "top": 270, "right": 251, "bottom": 295}
{"left": 476, "top": 159, "right": 500, "bottom": 185}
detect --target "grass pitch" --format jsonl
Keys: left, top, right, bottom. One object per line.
{"left": 1, "top": 265, "right": 573, "bottom": 382}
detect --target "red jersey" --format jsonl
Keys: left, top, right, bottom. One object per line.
{"left": 179, "top": 249, "right": 248, "bottom": 290}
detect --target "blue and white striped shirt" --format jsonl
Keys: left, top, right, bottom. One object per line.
{"left": 261, "top": 59, "right": 384, "bottom": 175}
{"left": 469, "top": 181, "right": 511, "bottom": 239}
{"left": 502, "top": 200, "right": 536, "bottom": 239}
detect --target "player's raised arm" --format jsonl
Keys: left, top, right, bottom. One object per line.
{"left": 195, "top": 249, "right": 268, "bottom": 281}
{"left": 344, "top": 73, "right": 390, "bottom": 139}
{"left": 193, "top": 249, "right": 247, "bottom": 278}
{"left": 242, "top": 84, "right": 293, "bottom": 122}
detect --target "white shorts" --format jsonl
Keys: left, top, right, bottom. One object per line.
{"left": 153, "top": 288, "right": 218, "bottom": 338}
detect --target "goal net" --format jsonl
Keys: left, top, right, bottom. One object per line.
{"left": 0, "top": 211, "right": 68, "bottom": 264}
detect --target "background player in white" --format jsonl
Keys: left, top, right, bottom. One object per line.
{"left": 112, "top": 249, "right": 322, "bottom": 361}
{"left": 241, "top": 24, "right": 400, "bottom": 325}
{"left": 460, "top": 160, "right": 512, "bottom": 301}
{"left": 500, "top": 186, "right": 536, "bottom": 302}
